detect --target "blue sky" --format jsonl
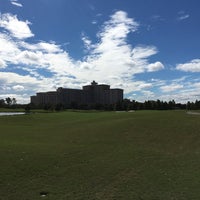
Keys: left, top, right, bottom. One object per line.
{"left": 0, "top": 0, "right": 200, "bottom": 103}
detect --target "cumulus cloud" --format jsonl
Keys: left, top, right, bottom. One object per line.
{"left": 0, "top": 11, "right": 165, "bottom": 103}
{"left": 176, "top": 59, "right": 200, "bottom": 72}
{"left": 0, "top": 33, "right": 21, "bottom": 67}
{"left": 0, "top": 13, "right": 34, "bottom": 39}
{"left": 76, "top": 11, "right": 164, "bottom": 85}
{"left": 16, "top": 50, "right": 44, "bottom": 65}
{"left": 0, "top": 33, "right": 20, "bottom": 54}
{"left": 130, "top": 46, "right": 164, "bottom": 73}
{"left": 147, "top": 61, "right": 164, "bottom": 72}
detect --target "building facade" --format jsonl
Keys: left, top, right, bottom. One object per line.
{"left": 31, "top": 81, "right": 123, "bottom": 107}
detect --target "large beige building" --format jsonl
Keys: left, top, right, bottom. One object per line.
{"left": 31, "top": 81, "right": 123, "bottom": 107}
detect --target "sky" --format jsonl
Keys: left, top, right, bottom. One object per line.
{"left": 0, "top": 0, "right": 200, "bottom": 104}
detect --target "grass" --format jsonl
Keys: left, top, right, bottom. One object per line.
{"left": 0, "top": 108, "right": 25, "bottom": 112}
{"left": 0, "top": 110, "right": 200, "bottom": 199}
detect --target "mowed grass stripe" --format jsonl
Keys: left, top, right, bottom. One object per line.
{"left": 0, "top": 110, "right": 200, "bottom": 199}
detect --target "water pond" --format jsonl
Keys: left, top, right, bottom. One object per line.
{"left": 0, "top": 112, "right": 25, "bottom": 116}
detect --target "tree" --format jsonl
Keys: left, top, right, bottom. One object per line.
{"left": 5, "top": 97, "right": 12, "bottom": 105}
{"left": 25, "top": 103, "right": 31, "bottom": 113}
{"left": 12, "top": 98, "right": 17, "bottom": 105}
{"left": 122, "top": 99, "right": 132, "bottom": 111}
{"left": 0, "top": 99, "right": 5, "bottom": 107}
{"left": 168, "top": 100, "right": 176, "bottom": 109}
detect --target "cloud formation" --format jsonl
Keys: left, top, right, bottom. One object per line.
{"left": 176, "top": 59, "right": 200, "bottom": 72}
{"left": 0, "top": 13, "right": 33, "bottom": 39}
{"left": 0, "top": 11, "right": 168, "bottom": 103}
{"left": 147, "top": 62, "right": 164, "bottom": 72}
{"left": 79, "top": 11, "right": 164, "bottom": 86}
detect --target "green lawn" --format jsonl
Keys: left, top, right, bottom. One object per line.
{"left": 0, "top": 110, "right": 200, "bottom": 200}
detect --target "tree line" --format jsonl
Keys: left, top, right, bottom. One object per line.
{"left": 1, "top": 97, "right": 200, "bottom": 111}
{"left": 0, "top": 97, "right": 17, "bottom": 108}
{"left": 25, "top": 99, "right": 200, "bottom": 111}
{"left": 107, "top": 99, "right": 187, "bottom": 111}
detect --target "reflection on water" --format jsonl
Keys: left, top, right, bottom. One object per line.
{"left": 0, "top": 112, "right": 25, "bottom": 116}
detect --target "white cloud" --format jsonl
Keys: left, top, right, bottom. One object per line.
{"left": 10, "top": 0, "right": 23, "bottom": 7}
{"left": 160, "top": 84, "right": 183, "bottom": 93}
{"left": 176, "top": 59, "right": 200, "bottom": 72}
{"left": 131, "top": 46, "right": 164, "bottom": 73}
{"left": 141, "top": 90, "right": 155, "bottom": 99}
{"left": 16, "top": 50, "right": 45, "bottom": 65}
{"left": 177, "top": 11, "right": 190, "bottom": 21}
{"left": 81, "top": 33, "right": 93, "bottom": 51}
{"left": 0, "top": 13, "right": 34, "bottom": 39}
{"left": 132, "top": 46, "right": 157, "bottom": 59}
{"left": 128, "top": 76, "right": 200, "bottom": 103}
{"left": 116, "top": 81, "right": 152, "bottom": 94}
{"left": 178, "top": 14, "right": 190, "bottom": 21}
{"left": 139, "top": 82, "right": 152, "bottom": 90}
{"left": 147, "top": 61, "right": 164, "bottom": 72}
{"left": 13, "top": 85, "right": 25, "bottom": 91}
{"left": 95, "top": 11, "right": 138, "bottom": 52}
{"left": 0, "top": 59, "right": 6, "bottom": 68}
{"left": 0, "top": 72, "right": 39, "bottom": 84}
{"left": 92, "top": 20, "right": 97, "bottom": 25}
{"left": 0, "top": 33, "right": 21, "bottom": 66}
{"left": 76, "top": 11, "right": 164, "bottom": 85}
{"left": 20, "top": 41, "right": 62, "bottom": 53}
{"left": 0, "top": 33, "right": 20, "bottom": 54}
